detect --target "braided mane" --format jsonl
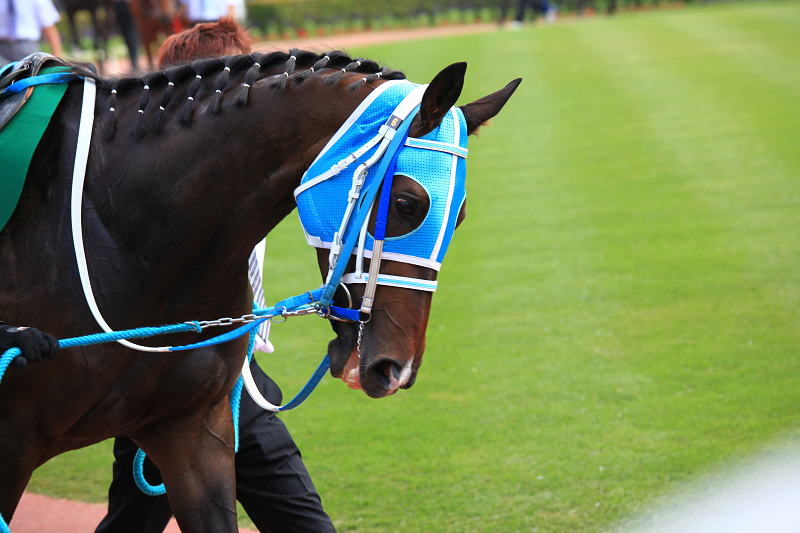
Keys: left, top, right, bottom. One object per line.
{"left": 61, "top": 50, "right": 406, "bottom": 142}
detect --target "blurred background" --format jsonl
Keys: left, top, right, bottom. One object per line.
{"left": 17, "top": 0, "right": 800, "bottom": 531}
{"left": 43, "top": 0, "right": 701, "bottom": 71}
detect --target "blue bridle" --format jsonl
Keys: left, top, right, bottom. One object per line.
{"left": 295, "top": 80, "right": 468, "bottom": 322}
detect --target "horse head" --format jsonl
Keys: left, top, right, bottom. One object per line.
{"left": 299, "top": 64, "right": 521, "bottom": 398}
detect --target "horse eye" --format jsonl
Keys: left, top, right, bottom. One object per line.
{"left": 395, "top": 197, "right": 415, "bottom": 217}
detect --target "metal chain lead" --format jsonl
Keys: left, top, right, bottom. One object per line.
{"left": 356, "top": 321, "right": 365, "bottom": 359}
{"left": 190, "top": 305, "right": 318, "bottom": 330}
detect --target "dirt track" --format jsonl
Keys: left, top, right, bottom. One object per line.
{"left": 254, "top": 21, "right": 498, "bottom": 51}
{"left": 12, "top": 492, "right": 257, "bottom": 533}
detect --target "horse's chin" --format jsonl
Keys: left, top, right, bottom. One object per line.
{"left": 331, "top": 343, "right": 362, "bottom": 390}
{"left": 327, "top": 326, "right": 360, "bottom": 390}
{"left": 341, "top": 350, "right": 362, "bottom": 390}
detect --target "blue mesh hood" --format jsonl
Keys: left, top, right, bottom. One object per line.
{"left": 296, "top": 80, "right": 468, "bottom": 271}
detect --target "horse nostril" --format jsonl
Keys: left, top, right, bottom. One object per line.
{"left": 367, "top": 359, "right": 406, "bottom": 392}
{"left": 388, "top": 361, "right": 403, "bottom": 382}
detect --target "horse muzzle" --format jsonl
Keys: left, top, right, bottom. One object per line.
{"left": 329, "top": 321, "right": 420, "bottom": 398}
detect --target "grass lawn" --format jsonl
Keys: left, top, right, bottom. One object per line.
{"left": 28, "top": 1, "right": 800, "bottom": 531}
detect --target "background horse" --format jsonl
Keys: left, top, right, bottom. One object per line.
{"left": 0, "top": 51, "right": 518, "bottom": 532}
{"left": 130, "top": 0, "right": 179, "bottom": 67}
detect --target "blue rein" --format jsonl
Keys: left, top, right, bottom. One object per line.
{"left": 0, "top": 294, "right": 335, "bottom": 499}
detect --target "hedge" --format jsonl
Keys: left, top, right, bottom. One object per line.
{"left": 245, "top": 0, "right": 679, "bottom": 38}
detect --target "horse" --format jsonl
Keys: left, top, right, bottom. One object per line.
{"left": 0, "top": 50, "right": 520, "bottom": 532}
{"left": 61, "top": 0, "right": 112, "bottom": 69}
{"left": 130, "top": 0, "right": 179, "bottom": 67}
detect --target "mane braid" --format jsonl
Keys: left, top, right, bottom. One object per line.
{"left": 270, "top": 48, "right": 300, "bottom": 91}
{"left": 294, "top": 53, "right": 329, "bottom": 83}
{"left": 130, "top": 72, "right": 164, "bottom": 138}
{"left": 162, "top": 64, "right": 198, "bottom": 85}
{"left": 234, "top": 51, "right": 267, "bottom": 107}
{"left": 285, "top": 50, "right": 319, "bottom": 84}
{"left": 149, "top": 72, "right": 175, "bottom": 133}
{"left": 325, "top": 58, "right": 364, "bottom": 86}
{"left": 179, "top": 58, "right": 223, "bottom": 126}
{"left": 104, "top": 82, "right": 119, "bottom": 140}
{"left": 209, "top": 65, "right": 231, "bottom": 116}
{"left": 207, "top": 55, "right": 253, "bottom": 115}
{"left": 348, "top": 71, "right": 382, "bottom": 92}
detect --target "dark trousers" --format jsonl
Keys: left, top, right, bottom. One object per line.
{"left": 113, "top": 1, "right": 139, "bottom": 70}
{"left": 499, "top": 0, "right": 551, "bottom": 22}
{"left": 516, "top": 0, "right": 551, "bottom": 20}
{"left": 95, "top": 361, "right": 336, "bottom": 533}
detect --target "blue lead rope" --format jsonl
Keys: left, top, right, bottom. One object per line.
{"left": 0, "top": 322, "right": 202, "bottom": 386}
{"left": 132, "top": 329, "right": 259, "bottom": 498}
{"left": 130, "top": 333, "right": 332, "bottom": 495}
{"left": 0, "top": 291, "right": 342, "bottom": 503}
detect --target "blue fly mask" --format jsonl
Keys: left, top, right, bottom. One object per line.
{"left": 295, "top": 80, "right": 468, "bottom": 318}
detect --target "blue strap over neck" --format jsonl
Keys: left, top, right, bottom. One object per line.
{"left": 0, "top": 71, "right": 79, "bottom": 97}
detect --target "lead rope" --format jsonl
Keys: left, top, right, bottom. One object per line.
{"left": 133, "top": 327, "right": 259, "bottom": 497}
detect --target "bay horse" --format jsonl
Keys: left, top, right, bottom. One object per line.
{"left": 0, "top": 50, "right": 519, "bottom": 532}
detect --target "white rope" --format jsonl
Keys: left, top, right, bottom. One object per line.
{"left": 71, "top": 78, "right": 170, "bottom": 352}
{"left": 71, "top": 79, "right": 170, "bottom": 352}
{"left": 241, "top": 356, "right": 282, "bottom": 412}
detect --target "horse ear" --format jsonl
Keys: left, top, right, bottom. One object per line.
{"left": 409, "top": 62, "right": 467, "bottom": 138}
{"left": 458, "top": 78, "right": 522, "bottom": 135}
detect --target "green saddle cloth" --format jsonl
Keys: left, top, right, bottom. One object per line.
{"left": 0, "top": 69, "right": 70, "bottom": 231}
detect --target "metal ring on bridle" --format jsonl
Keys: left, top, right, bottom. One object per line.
{"left": 270, "top": 307, "right": 288, "bottom": 323}
{"left": 337, "top": 282, "right": 353, "bottom": 309}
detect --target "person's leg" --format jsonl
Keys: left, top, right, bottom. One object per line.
{"left": 498, "top": 0, "right": 510, "bottom": 24}
{"left": 95, "top": 437, "right": 174, "bottom": 533}
{"left": 536, "top": 0, "right": 549, "bottom": 15}
{"left": 113, "top": 1, "right": 140, "bottom": 70}
{"left": 515, "top": 0, "right": 527, "bottom": 22}
{"left": 235, "top": 361, "right": 336, "bottom": 533}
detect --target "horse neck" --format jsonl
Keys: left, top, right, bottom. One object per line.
{"left": 79, "top": 71, "right": 368, "bottom": 312}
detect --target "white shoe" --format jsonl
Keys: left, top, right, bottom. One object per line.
{"left": 545, "top": 6, "right": 558, "bottom": 23}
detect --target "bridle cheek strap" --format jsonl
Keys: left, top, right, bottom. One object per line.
{"left": 358, "top": 125, "right": 409, "bottom": 317}
{"left": 316, "top": 88, "right": 426, "bottom": 310}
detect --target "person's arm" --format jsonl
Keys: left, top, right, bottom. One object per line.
{"left": 41, "top": 24, "right": 63, "bottom": 57}
{"left": 0, "top": 322, "right": 59, "bottom": 369}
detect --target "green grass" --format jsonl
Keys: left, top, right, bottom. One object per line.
{"left": 28, "top": 2, "right": 800, "bottom": 531}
